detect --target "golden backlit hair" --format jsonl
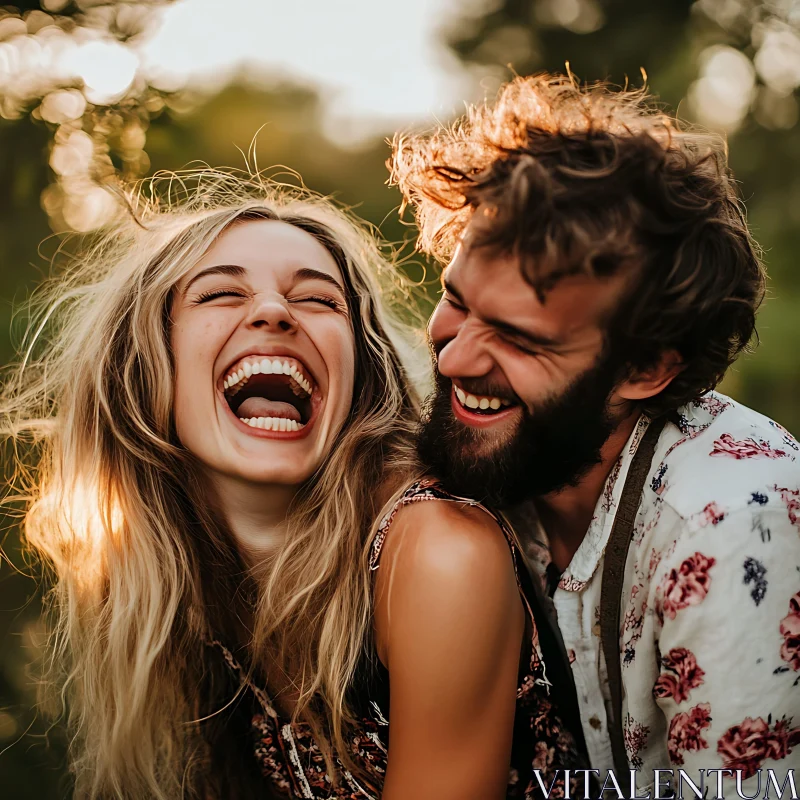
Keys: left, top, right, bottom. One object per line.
{"left": 390, "top": 73, "right": 764, "bottom": 416}
{"left": 1, "top": 169, "right": 423, "bottom": 798}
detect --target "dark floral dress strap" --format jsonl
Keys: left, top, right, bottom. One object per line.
{"left": 369, "top": 478, "right": 552, "bottom": 694}
{"left": 206, "top": 639, "right": 279, "bottom": 720}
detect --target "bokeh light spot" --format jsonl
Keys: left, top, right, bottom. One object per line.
{"left": 68, "top": 39, "right": 139, "bottom": 104}
{"left": 688, "top": 45, "right": 756, "bottom": 131}
{"left": 0, "top": 712, "right": 19, "bottom": 742}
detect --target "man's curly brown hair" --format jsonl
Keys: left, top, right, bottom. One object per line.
{"left": 389, "top": 74, "right": 766, "bottom": 417}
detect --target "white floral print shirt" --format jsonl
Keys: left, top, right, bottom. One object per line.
{"left": 527, "top": 392, "right": 800, "bottom": 792}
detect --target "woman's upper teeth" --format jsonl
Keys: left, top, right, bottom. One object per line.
{"left": 454, "top": 384, "right": 511, "bottom": 410}
{"left": 223, "top": 357, "right": 313, "bottom": 396}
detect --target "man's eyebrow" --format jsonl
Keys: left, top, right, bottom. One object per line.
{"left": 489, "top": 318, "right": 561, "bottom": 349}
{"left": 442, "top": 277, "right": 560, "bottom": 349}
{"left": 442, "top": 276, "right": 463, "bottom": 302}
{"left": 292, "top": 267, "right": 345, "bottom": 294}
{"left": 183, "top": 264, "right": 247, "bottom": 295}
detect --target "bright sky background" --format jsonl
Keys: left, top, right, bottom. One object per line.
{"left": 136, "top": 0, "right": 484, "bottom": 142}
{"left": 0, "top": 0, "right": 495, "bottom": 229}
{"left": 5, "top": 0, "right": 798, "bottom": 142}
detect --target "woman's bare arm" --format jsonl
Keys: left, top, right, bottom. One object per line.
{"left": 374, "top": 500, "right": 525, "bottom": 800}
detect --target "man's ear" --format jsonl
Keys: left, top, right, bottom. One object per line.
{"left": 617, "top": 349, "right": 683, "bottom": 402}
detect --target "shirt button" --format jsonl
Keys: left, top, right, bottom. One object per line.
{"left": 589, "top": 716, "right": 602, "bottom": 730}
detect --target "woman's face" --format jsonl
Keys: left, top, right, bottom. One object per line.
{"left": 171, "top": 219, "right": 356, "bottom": 487}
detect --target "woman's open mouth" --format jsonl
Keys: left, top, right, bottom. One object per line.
{"left": 222, "top": 355, "right": 317, "bottom": 434}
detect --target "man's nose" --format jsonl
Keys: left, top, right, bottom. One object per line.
{"left": 246, "top": 294, "right": 298, "bottom": 334}
{"left": 436, "top": 323, "right": 494, "bottom": 379}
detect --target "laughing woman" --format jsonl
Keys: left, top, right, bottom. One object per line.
{"left": 1, "top": 171, "right": 586, "bottom": 800}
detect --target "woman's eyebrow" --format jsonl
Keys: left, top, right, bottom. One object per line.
{"left": 182, "top": 264, "right": 345, "bottom": 296}
{"left": 182, "top": 264, "right": 247, "bottom": 295}
{"left": 292, "top": 267, "right": 345, "bottom": 294}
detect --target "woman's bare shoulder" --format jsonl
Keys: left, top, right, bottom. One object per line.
{"left": 373, "top": 497, "right": 523, "bottom": 667}
{"left": 382, "top": 497, "right": 515, "bottom": 577}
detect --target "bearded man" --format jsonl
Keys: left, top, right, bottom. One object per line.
{"left": 391, "top": 75, "right": 800, "bottom": 790}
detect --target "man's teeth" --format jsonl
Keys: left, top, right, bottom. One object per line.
{"left": 223, "top": 358, "right": 312, "bottom": 395}
{"left": 241, "top": 417, "right": 304, "bottom": 432}
{"left": 453, "top": 385, "right": 512, "bottom": 411}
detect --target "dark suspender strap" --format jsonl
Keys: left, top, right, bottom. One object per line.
{"left": 600, "top": 415, "right": 668, "bottom": 774}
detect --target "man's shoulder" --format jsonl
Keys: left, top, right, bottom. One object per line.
{"left": 648, "top": 392, "right": 800, "bottom": 524}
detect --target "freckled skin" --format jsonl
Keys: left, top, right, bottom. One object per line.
{"left": 170, "top": 220, "right": 355, "bottom": 489}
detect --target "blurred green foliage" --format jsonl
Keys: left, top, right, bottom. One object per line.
{"left": 1, "top": 0, "right": 799, "bottom": 796}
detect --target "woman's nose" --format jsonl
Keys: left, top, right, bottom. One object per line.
{"left": 246, "top": 295, "right": 298, "bottom": 334}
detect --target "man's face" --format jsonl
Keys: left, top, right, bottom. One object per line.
{"left": 419, "top": 225, "right": 633, "bottom": 506}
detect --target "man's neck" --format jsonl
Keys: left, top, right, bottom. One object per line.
{"left": 534, "top": 408, "right": 641, "bottom": 572}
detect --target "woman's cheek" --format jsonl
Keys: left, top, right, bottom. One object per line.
{"left": 342, "top": 330, "right": 357, "bottom": 402}
{"left": 326, "top": 327, "right": 356, "bottom": 425}
{"left": 172, "top": 359, "right": 204, "bottom": 444}
{"left": 170, "top": 319, "right": 218, "bottom": 445}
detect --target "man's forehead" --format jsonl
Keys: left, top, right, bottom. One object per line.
{"left": 446, "top": 241, "right": 628, "bottom": 334}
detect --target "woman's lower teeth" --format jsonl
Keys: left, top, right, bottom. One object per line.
{"left": 241, "top": 417, "right": 303, "bottom": 431}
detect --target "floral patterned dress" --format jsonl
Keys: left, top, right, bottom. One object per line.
{"left": 211, "top": 480, "right": 591, "bottom": 799}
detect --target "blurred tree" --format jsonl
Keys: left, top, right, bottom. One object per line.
{"left": 449, "top": 0, "right": 697, "bottom": 108}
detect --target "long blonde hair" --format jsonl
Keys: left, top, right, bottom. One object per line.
{"left": 1, "top": 170, "right": 423, "bottom": 798}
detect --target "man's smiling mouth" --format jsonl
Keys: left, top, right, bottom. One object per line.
{"left": 223, "top": 356, "right": 315, "bottom": 432}
{"left": 453, "top": 383, "right": 514, "bottom": 416}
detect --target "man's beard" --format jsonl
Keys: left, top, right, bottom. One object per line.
{"left": 416, "top": 352, "right": 622, "bottom": 508}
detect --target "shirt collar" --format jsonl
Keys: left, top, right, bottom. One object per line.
{"left": 556, "top": 413, "right": 652, "bottom": 591}
{"left": 526, "top": 393, "right": 730, "bottom": 592}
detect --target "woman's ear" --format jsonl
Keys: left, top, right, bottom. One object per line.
{"left": 617, "top": 349, "right": 683, "bottom": 402}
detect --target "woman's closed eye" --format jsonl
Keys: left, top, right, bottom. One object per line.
{"left": 289, "top": 295, "right": 347, "bottom": 313}
{"left": 191, "top": 288, "right": 346, "bottom": 313}
{"left": 193, "top": 287, "right": 247, "bottom": 304}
